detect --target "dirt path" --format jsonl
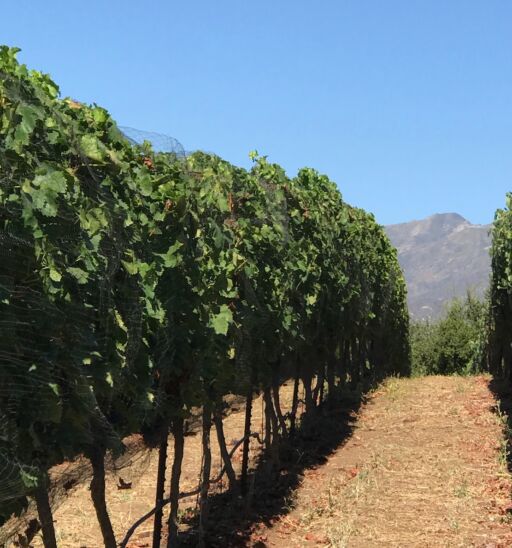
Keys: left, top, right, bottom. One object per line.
{"left": 259, "top": 376, "right": 512, "bottom": 547}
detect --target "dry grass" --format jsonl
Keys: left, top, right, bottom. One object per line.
{"left": 263, "top": 375, "right": 512, "bottom": 547}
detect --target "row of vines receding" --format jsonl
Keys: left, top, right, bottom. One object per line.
{"left": 484, "top": 194, "right": 512, "bottom": 380}
{"left": 0, "top": 46, "right": 410, "bottom": 547}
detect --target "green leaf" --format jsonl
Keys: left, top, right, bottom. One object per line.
{"left": 92, "top": 107, "right": 108, "bottom": 125}
{"left": 138, "top": 173, "right": 153, "bottom": 196}
{"left": 209, "top": 304, "right": 233, "bottom": 335}
{"left": 121, "top": 260, "right": 139, "bottom": 275}
{"left": 106, "top": 372, "right": 114, "bottom": 387}
{"left": 217, "top": 195, "right": 229, "bottom": 212}
{"left": 14, "top": 105, "right": 39, "bottom": 146}
{"left": 29, "top": 171, "right": 68, "bottom": 217}
{"left": 20, "top": 469, "right": 39, "bottom": 489}
{"left": 155, "top": 241, "right": 183, "bottom": 268}
{"left": 48, "top": 382, "right": 60, "bottom": 396}
{"left": 36, "top": 171, "right": 67, "bottom": 193}
{"left": 67, "top": 267, "right": 88, "bottom": 284}
{"left": 80, "top": 134, "right": 105, "bottom": 162}
{"left": 115, "top": 310, "right": 128, "bottom": 332}
{"left": 49, "top": 268, "right": 62, "bottom": 282}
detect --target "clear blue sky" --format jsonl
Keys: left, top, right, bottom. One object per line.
{"left": 3, "top": 1, "right": 511, "bottom": 225}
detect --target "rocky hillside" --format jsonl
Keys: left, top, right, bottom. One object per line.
{"left": 385, "top": 213, "right": 491, "bottom": 319}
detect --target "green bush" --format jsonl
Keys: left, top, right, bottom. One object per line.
{"left": 411, "top": 293, "right": 487, "bottom": 376}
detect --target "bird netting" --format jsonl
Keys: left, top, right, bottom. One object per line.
{"left": 0, "top": 47, "right": 189, "bottom": 544}
{"left": 119, "top": 126, "right": 186, "bottom": 158}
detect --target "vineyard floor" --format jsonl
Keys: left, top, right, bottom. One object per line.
{"left": 26, "top": 382, "right": 310, "bottom": 547}
{"left": 19, "top": 376, "right": 512, "bottom": 547}
{"left": 257, "top": 376, "right": 512, "bottom": 547}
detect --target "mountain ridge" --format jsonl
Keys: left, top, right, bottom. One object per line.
{"left": 385, "top": 213, "right": 491, "bottom": 319}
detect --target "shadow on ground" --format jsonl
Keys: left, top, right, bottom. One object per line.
{"left": 174, "top": 387, "right": 366, "bottom": 547}
{"left": 488, "top": 377, "right": 512, "bottom": 470}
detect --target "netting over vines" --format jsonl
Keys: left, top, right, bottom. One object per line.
{"left": 0, "top": 46, "right": 410, "bottom": 547}
{"left": 119, "top": 126, "right": 186, "bottom": 158}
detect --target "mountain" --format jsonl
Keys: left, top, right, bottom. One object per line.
{"left": 385, "top": 213, "right": 491, "bottom": 319}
